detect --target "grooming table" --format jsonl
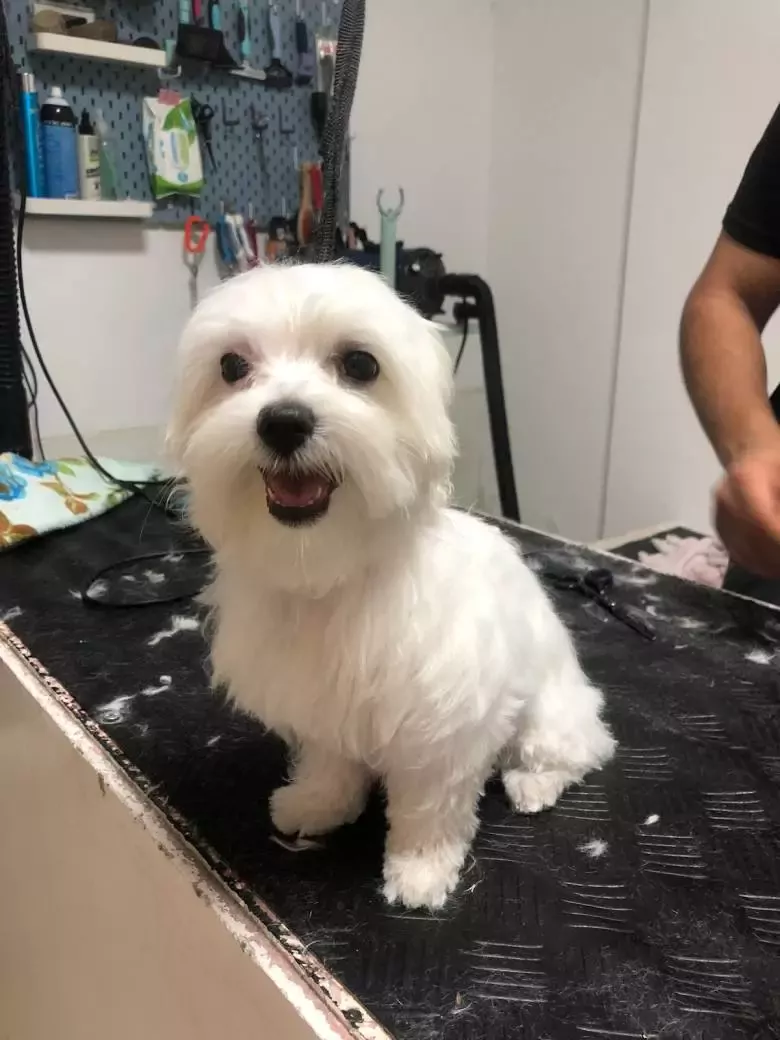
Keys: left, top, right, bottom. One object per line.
{"left": 2, "top": 500, "right": 780, "bottom": 1040}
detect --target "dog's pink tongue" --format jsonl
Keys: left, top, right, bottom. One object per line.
{"left": 265, "top": 473, "right": 330, "bottom": 508}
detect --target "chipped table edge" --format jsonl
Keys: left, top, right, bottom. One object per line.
{"left": 0, "top": 622, "right": 392, "bottom": 1040}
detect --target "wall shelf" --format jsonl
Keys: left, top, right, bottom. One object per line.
{"left": 24, "top": 198, "right": 154, "bottom": 219}
{"left": 28, "top": 32, "right": 167, "bottom": 68}
{"left": 19, "top": 0, "right": 327, "bottom": 227}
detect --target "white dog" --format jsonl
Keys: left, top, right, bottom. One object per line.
{"left": 168, "top": 262, "right": 615, "bottom": 910}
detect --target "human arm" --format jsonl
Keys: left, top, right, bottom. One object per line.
{"left": 681, "top": 233, "right": 780, "bottom": 466}
{"left": 679, "top": 101, "right": 780, "bottom": 577}
{"left": 681, "top": 235, "right": 780, "bottom": 575}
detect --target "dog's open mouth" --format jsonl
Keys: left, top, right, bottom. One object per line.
{"left": 262, "top": 471, "right": 337, "bottom": 526}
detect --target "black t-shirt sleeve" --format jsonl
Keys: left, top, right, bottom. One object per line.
{"left": 724, "top": 104, "right": 780, "bottom": 259}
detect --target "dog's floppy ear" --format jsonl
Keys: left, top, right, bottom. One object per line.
{"left": 400, "top": 317, "right": 456, "bottom": 489}
{"left": 166, "top": 328, "right": 217, "bottom": 470}
{"left": 425, "top": 320, "right": 457, "bottom": 479}
{"left": 166, "top": 385, "right": 193, "bottom": 471}
{"left": 425, "top": 318, "right": 456, "bottom": 409}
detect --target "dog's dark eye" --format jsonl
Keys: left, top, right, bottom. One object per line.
{"left": 340, "top": 349, "right": 379, "bottom": 384}
{"left": 220, "top": 352, "right": 250, "bottom": 384}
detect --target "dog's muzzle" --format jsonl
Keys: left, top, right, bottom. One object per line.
{"left": 256, "top": 402, "right": 337, "bottom": 527}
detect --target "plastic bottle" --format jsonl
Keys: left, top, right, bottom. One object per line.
{"left": 40, "top": 86, "right": 79, "bottom": 199}
{"left": 19, "top": 72, "right": 44, "bottom": 197}
{"left": 77, "top": 109, "right": 100, "bottom": 200}
{"left": 95, "top": 108, "right": 120, "bottom": 200}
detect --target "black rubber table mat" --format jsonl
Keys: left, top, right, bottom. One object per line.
{"left": 3, "top": 498, "right": 780, "bottom": 1040}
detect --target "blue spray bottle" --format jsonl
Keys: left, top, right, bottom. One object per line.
{"left": 40, "top": 86, "right": 79, "bottom": 199}
{"left": 19, "top": 72, "right": 44, "bottom": 197}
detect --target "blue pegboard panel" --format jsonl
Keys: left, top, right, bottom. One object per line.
{"left": 10, "top": 0, "right": 342, "bottom": 224}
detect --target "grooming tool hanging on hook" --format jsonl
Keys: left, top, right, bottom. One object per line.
{"left": 216, "top": 201, "right": 236, "bottom": 271}
{"left": 237, "top": 0, "right": 250, "bottom": 61}
{"left": 377, "top": 187, "right": 404, "bottom": 289}
{"left": 221, "top": 98, "right": 239, "bottom": 128}
{"left": 228, "top": 211, "right": 254, "bottom": 271}
{"left": 250, "top": 105, "right": 270, "bottom": 202}
{"left": 191, "top": 97, "right": 216, "bottom": 171}
{"left": 295, "top": 0, "right": 314, "bottom": 85}
{"left": 246, "top": 202, "right": 259, "bottom": 265}
{"left": 231, "top": 0, "right": 268, "bottom": 82}
{"left": 265, "top": 2, "right": 293, "bottom": 88}
{"left": 183, "top": 214, "right": 211, "bottom": 309}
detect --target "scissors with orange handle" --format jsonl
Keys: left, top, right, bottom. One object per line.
{"left": 184, "top": 214, "right": 212, "bottom": 309}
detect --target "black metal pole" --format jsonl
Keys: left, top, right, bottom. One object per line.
{"left": 440, "top": 273, "right": 520, "bottom": 522}
{"left": 0, "top": 52, "right": 31, "bottom": 456}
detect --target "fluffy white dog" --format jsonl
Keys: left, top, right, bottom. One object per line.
{"left": 168, "top": 262, "right": 615, "bottom": 910}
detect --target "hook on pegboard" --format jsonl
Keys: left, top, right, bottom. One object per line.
{"left": 222, "top": 98, "right": 240, "bottom": 128}
{"left": 156, "top": 64, "right": 182, "bottom": 83}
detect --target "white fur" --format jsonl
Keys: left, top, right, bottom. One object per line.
{"left": 169, "top": 262, "right": 615, "bottom": 910}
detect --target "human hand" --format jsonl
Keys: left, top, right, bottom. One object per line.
{"left": 715, "top": 445, "right": 780, "bottom": 578}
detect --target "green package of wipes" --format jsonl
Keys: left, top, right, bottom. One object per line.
{"left": 143, "top": 96, "right": 204, "bottom": 199}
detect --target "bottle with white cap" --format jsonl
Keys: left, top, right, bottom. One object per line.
{"left": 77, "top": 110, "right": 100, "bottom": 201}
{"left": 40, "top": 86, "right": 79, "bottom": 199}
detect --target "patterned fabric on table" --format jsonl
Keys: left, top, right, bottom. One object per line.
{"left": 0, "top": 453, "right": 161, "bottom": 549}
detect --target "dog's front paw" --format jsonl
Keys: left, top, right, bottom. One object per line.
{"left": 269, "top": 781, "right": 362, "bottom": 837}
{"left": 382, "top": 846, "right": 464, "bottom": 910}
{"left": 502, "top": 768, "right": 569, "bottom": 814}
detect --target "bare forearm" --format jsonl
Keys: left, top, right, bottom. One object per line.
{"left": 680, "top": 287, "right": 779, "bottom": 466}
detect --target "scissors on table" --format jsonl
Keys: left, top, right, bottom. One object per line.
{"left": 183, "top": 214, "right": 211, "bottom": 309}
{"left": 539, "top": 559, "right": 656, "bottom": 641}
{"left": 191, "top": 97, "right": 217, "bottom": 172}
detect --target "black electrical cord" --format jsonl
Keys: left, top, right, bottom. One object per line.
{"left": 453, "top": 315, "right": 469, "bottom": 375}
{"left": 24, "top": 371, "right": 43, "bottom": 459}
{"left": 20, "top": 343, "right": 43, "bottom": 458}
{"left": 21, "top": 344, "right": 43, "bottom": 458}
{"left": 16, "top": 187, "right": 175, "bottom": 513}
{"left": 22, "top": 343, "right": 37, "bottom": 398}
{"left": 81, "top": 548, "right": 210, "bottom": 608}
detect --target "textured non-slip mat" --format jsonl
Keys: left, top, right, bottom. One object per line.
{"left": 3, "top": 498, "right": 780, "bottom": 1039}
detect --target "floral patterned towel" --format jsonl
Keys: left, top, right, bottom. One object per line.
{"left": 0, "top": 454, "right": 163, "bottom": 550}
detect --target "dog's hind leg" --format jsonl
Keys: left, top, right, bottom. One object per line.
{"left": 270, "top": 742, "right": 371, "bottom": 837}
{"left": 502, "top": 667, "right": 615, "bottom": 815}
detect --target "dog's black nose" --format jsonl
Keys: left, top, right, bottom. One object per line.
{"left": 256, "top": 402, "right": 316, "bottom": 456}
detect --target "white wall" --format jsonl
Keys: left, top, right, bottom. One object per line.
{"left": 24, "top": 220, "right": 222, "bottom": 460}
{"left": 487, "top": 0, "right": 647, "bottom": 540}
{"left": 351, "top": 0, "right": 493, "bottom": 275}
{"left": 603, "top": 0, "right": 780, "bottom": 536}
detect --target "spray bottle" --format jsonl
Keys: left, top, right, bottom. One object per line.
{"left": 77, "top": 110, "right": 100, "bottom": 200}
{"left": 19, "top": 72, "right": 44, "bottom": 198}
{"left": 95, "top": 108, "right": 121, "bottom": 200}
{"left": 40, "top": 86, "right": 78, "bottom": 199}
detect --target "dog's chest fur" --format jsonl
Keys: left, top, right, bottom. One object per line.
{"left": 210, "top": 570, "right": 434, "bottom": 764}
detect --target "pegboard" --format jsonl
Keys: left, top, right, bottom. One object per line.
{"left": 10, "top": 0, "right": 342, "bottom": 224}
